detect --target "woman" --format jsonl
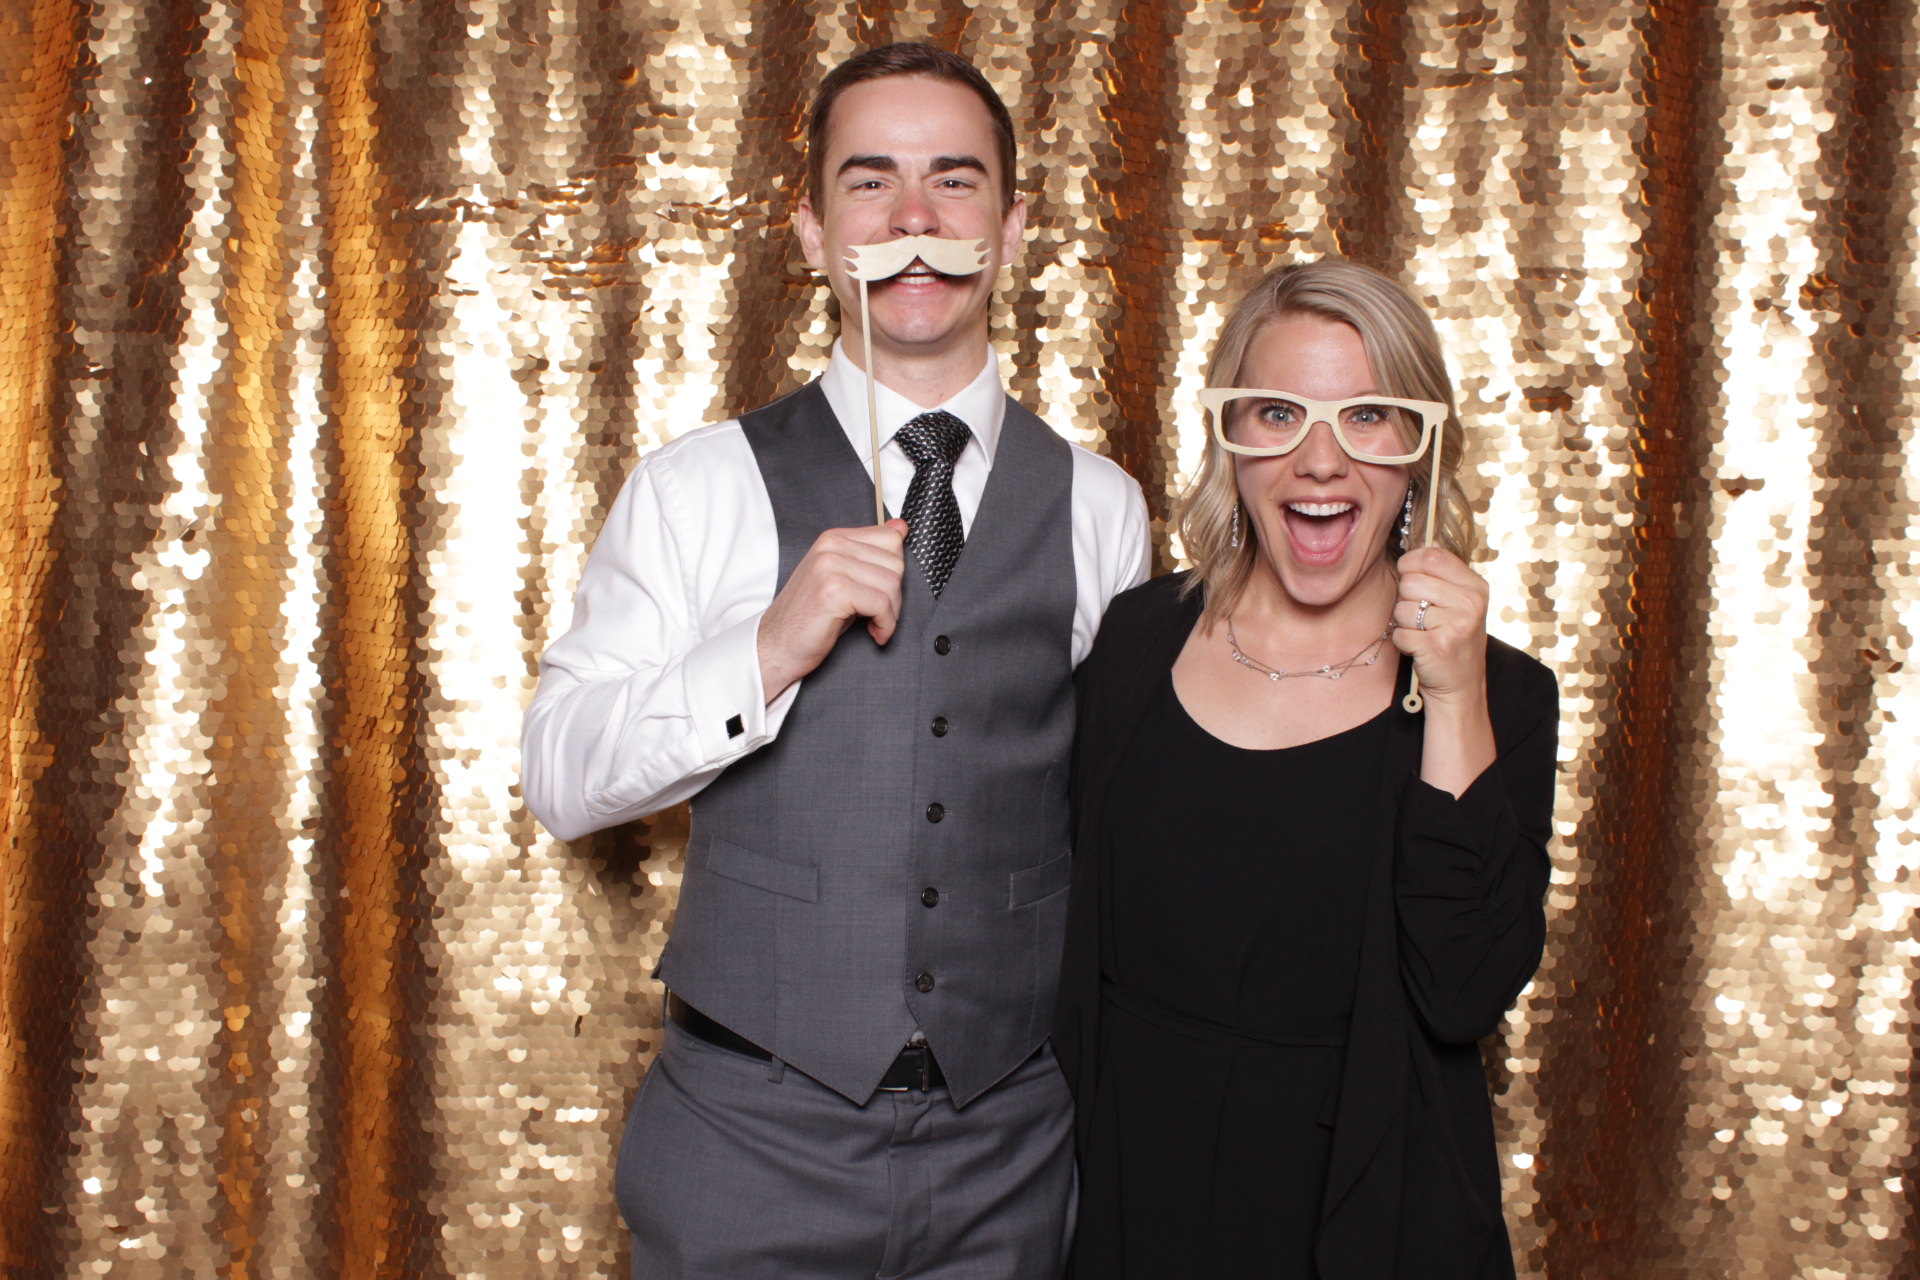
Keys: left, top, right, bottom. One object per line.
{"left": 1055, "top": 260, "right": 1555, "bottom": 1279}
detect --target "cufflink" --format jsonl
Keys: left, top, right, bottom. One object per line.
{"left": 725, "top": 714, "right": 744, "bottom": 739}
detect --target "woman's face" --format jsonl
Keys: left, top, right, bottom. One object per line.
{"left": 1230, "top": 313, "right": 1411, "bottom": 612}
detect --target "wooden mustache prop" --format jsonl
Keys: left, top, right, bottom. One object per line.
{"left": 842, "top": 236, "right": 993, "bottom": 524}
{"left": 843, "top": 234, "right": 991, "bottom": 282}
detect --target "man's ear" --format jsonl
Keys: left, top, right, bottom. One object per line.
{"left": 796, "top": 194, "right": 826, "bottom": 272}
{"left": 998, "top": 191, "right": 1028, "bottom": 269}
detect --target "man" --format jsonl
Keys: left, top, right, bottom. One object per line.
{"left": 523, "top": 43, "right": 1148, "bottom": 1278}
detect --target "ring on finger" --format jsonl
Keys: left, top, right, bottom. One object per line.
{"left": 1413, "top": 600, "right": 1431, "bottom": 631}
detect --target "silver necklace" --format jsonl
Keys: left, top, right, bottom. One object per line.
{"left": 1225, "top": 614, "right": 1395, "bottom": 684}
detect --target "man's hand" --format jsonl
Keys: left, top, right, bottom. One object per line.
{"left": 757, "top": 519, "right": 908, "bottom": 703}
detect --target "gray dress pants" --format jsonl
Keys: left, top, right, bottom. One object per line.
{"left": 616, "top": 1021, "right": 1076, "bottom": 1279}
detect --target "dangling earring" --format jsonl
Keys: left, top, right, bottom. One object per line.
{"left": 1397, "top": 486, "right": 1415, "bottom": 552}
{"left": 1230, "top": 500, "right": 1242, "bottom": 549}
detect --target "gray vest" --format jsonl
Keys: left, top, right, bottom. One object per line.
{"left": 657, "top": 382, "right": 1077, "bottom": 1106}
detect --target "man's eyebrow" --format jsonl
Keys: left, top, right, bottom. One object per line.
{"left": 834, "top": 154, "right": 990, "bottom": 180}
{"left": 836, "top": 154, "right": 899, "bottom": 178}
{"left": 928, "top": 155, "right": 988, "bottom": 176}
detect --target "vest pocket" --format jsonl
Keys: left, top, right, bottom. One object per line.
{"left": 1008, "top": 852, "right": 1072, "bottom": 908}
{"left": 703, "top": 836, "right": 820, "bottom": 902}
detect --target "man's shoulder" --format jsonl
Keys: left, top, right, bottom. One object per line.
{"left": 626, "top": 416, "right": 753, "bottom": 488}
{"left": 649, "top": 415, "right": 748, "bottom": 461}
{"left": 616, "top": 377, "right": 845, "bottom": 506}
{"left": 1061, "top": 438, "right": 1143, "bottom": 495}
{"left": 596, "top": 419, "right": 763, "bottom": 533}
{"left": 1042, "top": 425, "right": 1146, "bottom": 515}
{"left": 998, "top": 397, "right": 1142, "bottom": 506}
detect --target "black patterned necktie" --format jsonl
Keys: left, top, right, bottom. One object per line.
{"left": 894, "top": 410, "right": 972, "bottom": 597}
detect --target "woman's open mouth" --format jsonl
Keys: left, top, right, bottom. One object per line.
{"left": 1281, "top": 500, "right": 1358, "bottom": 563}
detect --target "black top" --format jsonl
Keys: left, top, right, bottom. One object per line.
{"left": 1075, "top": 676, "right": 1389, "bottom": 1277}
{"left": 1054, "top": 573, "right": 1558, "bottom": 1280}
{"left": 1103, "top": 675, "right": 1383, "bottom": 1045}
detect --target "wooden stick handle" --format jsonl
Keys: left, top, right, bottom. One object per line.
{"left": 1401, "top": 426, "right": 1444, "bottom": 715}
{"left": 862, "top": 279, "right": 885, "bottom": 525}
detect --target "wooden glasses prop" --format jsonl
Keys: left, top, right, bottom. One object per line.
{"left": 1201, "top": 389, "right": 1451, "bottom": 714}
{"left": 842, "top": 235, "right": 992, "bottom": 523}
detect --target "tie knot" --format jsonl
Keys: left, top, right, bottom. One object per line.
{"left": 894, "top": 411, "right": 972, "bottom": 469}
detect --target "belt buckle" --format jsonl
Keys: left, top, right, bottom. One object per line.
{"left": 877, "top": 1043, "right": 932, "bottom": 1093}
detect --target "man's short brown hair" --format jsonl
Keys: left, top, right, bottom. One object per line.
{"left": 806, "top": 43, "right": 1019, "bottom": 213}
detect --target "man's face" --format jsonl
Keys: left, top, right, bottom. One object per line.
{"left": 797, "top": 74, "right": 1026, "bottom": 373}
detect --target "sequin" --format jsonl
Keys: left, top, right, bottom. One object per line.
{"left": 4, "top": 2, "right": 1917, "bottom": 1275}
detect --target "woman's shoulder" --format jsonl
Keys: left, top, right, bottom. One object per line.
{"left": 1484, "top": 633, "right": 1552, "bottom": 679}
{"left": 1114, "top": 567, "right": 1197, "bottom": 614}
{"left": 1082, "top": 571, "right": 1196, "bottom": 681}
{"left": 1098, "top": 570, "right": 1197, "bottom": 637}
{"left": 1121, "top": 567, "right": 1191, "bottom": 602}
{"left": 1483, "top": 633, "right": 1559, "bottom": 718}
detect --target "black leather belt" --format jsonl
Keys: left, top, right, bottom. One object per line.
{"left": 666, "top": 992, "right": 946, "bottom": 1091}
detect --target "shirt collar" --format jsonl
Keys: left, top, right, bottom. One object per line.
{"left": 820, "top": 341, "right": 1005, "bottom": 468}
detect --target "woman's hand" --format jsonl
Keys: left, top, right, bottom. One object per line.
{"left": 1390, "top": 547, "right": 1489, "bottom": 711}
{"left": 1392, "top": 547, "right": 1496, "bottom": 797}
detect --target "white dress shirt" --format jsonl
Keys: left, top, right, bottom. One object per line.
{"left": 523, "top": 343, "right": 1152, "bottom": 841}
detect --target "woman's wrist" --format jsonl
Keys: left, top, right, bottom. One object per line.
{"left": 1418, "top": 689, "right": 1497, "bottom": 799}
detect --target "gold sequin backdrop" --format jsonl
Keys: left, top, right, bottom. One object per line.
{"left": 2, "top": 0, "right": 1917, "bottom": 1275}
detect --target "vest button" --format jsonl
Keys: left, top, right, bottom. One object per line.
{"left": 931, "top": 716, "right": 949, "bottom": 737}
{"left": 933, "top": 634, "right": 952, "bottom": 655}
{"left": 925, "top": 802, "right": 945, "bottom": 823}
{"left": 915, "top": 972, "right": 936, "bottom": 993}
{"left": 921, "top": 887, "right": 940, "bottom": 908}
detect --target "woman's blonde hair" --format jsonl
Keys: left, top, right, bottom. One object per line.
{"left": 1177, "top": 258, "right": 1477, "bottom": 622}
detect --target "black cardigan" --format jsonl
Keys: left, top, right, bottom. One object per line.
{"left": 1053, "top": 572, "right": 1556, "bottom": 1280}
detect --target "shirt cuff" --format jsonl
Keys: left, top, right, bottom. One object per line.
{"left": 681, "top": 609, "right": 796, "bottom": 762}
